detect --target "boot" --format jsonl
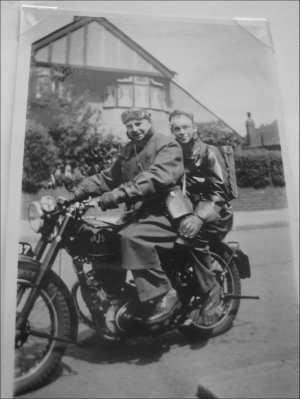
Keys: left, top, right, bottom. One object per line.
{"left": 201, "top": 281, "right": 223, "bottom": 314}
{"left": 144, "top": 288, "right": 181, "bottom": 325}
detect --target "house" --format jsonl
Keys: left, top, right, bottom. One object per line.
{"left": 245, "top": 112, "right": 281, "bottom": 150}
{"left": 29, "top": 16, "right": 237, "bottom": 138}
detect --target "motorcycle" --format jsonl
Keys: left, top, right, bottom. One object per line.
{"left": 15, "top": 194, "right": 258, "bottom": 395}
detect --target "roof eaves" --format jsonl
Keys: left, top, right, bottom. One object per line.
{"left": 97, "top": 17, "right": 176, "bottom": 79}
{"left": 32, "top": 18, "right": 90, "bottom": 51}
{"left": 32, "top": 16, "right": 176, "bottom": 79}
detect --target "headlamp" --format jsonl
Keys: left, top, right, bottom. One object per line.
{"left": 28, "top": 202, "right": 44, "bottom": 233}
{"left": 40, "top": 195, "right": 56, "bottom": 212}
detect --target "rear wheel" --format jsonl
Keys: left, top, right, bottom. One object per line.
{"left": 179, "top": 249, "right": 241, "bottom": 339}
{"left": 14, "top": 263, "right": 77, "bottom": 396}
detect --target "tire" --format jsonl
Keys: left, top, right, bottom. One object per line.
{"left": 14, "top": 262, "right": 77, "bottom": 396}
{"left": 72, "top": 282, "right": 95, "bottom": 328}
{"left": 179, "top": 248, "right": 241, "bottom": 339}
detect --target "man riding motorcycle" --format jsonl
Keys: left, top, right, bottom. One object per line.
{"left": 169, "top": 110, "right": 234, "bottom": 316}
{"left": 68, "top": 109, "right": 184, "bottom": 325}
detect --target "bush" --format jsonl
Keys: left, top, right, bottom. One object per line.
{"left": 197, "top": 120, "right": 245, "bottom": 149}
{"left": 22, "top": 120, "right": 59, "bottom": 193}
{"left": 25, "top": 89, "right": 124, "bottom": 192}
{"left": 234, "top": 149, "right": 285, "bottom": 189}
{"left": 268, "top": 151, "right": 286, "bottom": 187}
{"left": 53, "top": 133, "right": 123, "bottom": 190}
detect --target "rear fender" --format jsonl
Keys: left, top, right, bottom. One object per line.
{"left": 211, "top": 241, "right": 251, "bottom": 279}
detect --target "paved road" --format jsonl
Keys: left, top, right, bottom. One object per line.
{"left": 17, "top": 226, "right": 299, "bottom": 398}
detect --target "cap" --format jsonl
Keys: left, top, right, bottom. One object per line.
{"left": 121, "top": 109, "right": 151, "bottom": 125}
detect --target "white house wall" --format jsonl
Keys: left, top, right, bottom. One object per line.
{"left": 35, "top": 20, "right": 161, "bottom": 75}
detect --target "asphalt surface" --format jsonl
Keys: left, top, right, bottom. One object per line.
{"left": 16, "top": 208, "right": 299, "bottom": 399}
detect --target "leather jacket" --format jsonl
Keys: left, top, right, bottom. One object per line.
{"left": 183, "top": 138, "right": 233, "bottom": 224}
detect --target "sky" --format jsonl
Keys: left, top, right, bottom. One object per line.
{"left": 27, "top": 9, "right": 282, "bottom": 137}
{"left": 109, "top": 15, "right": 281, "bottom": 136}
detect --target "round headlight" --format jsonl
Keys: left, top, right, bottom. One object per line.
{"left": 28, "top": 202, "right": 44, "bottom": 233}
{"left": 40, "top": 195, "right": 56, "bottom": 212}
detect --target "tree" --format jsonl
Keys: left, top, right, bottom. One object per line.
{"left": 196, "top": 120, "right": 245, "bottom": 149}
{"left": 26, "top": 83, "right": 124, "bottom": 191}
{"left": 22, "top": 120, "right": 59, "bottom": 193}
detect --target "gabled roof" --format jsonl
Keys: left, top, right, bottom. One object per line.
{"left": 32, "top": 17, "right": 176, "bottom": 79}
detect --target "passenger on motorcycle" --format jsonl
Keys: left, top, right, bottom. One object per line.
{"left": 169, "top": 110, "right": 234, "bottom": 315}
{"left": 69, "top": 109, "right": 184, "bottom": 324}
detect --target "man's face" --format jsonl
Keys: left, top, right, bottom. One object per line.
{"left": 126, "top": 118, "right": 151, "bottom": 142}
{"left": 170, "top": 115, "right": 196, "bottom": 144}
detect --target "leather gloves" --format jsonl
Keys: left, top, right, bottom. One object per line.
{"left": 57, "top": 192, "right": 85, "bottom": 208}
{"left": 98, "top": 189, "right": 127, "bottom": 211}
{"left": 57, "top": 189, "right": 126, "bottom": 211}
{"left": 178, "top": 214, "right": 204, "bottom": 239}
{"left": 56, "top": 196, "right": 71, "bottom": 208}
{"left": 69, "top": 188, "right": 87, "bottom": 203}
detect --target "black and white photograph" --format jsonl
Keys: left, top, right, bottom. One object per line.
{"left": 1, "top": 2, "right": 299, "bottom": 398}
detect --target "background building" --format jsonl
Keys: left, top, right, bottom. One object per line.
{"left": 30, "top": 16, "right": 236, "bottom": 138}
{"left": 245, "top": 112, "right": 281, "bottom": 150}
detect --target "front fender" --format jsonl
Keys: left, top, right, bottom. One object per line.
{"left": 18, "top": 254, "right": 40, "bottom": 267}
{"left": 18, "top": 254, "right": 79, "bottom": 340}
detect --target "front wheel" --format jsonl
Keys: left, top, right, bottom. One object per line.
{"left": 179, "top": 248, "right": 241, "bottom": 339}
{"left": 14, "top": 263, "right": 77, "bottom": 396}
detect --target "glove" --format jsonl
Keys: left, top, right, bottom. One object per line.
{"left": 178, "top": 214, "right": 204, "bottom": 239}
{"left": 57, "top": 192, "right": 81, "bottom": 208}
{"left": 98, "top": 189, "right": 126, "bottom": 211}
{"left": 69, "top": 188, "right": 87, "bottom": 203}
{"left": 56, "top": 196, "right": 71, "bottom": 208}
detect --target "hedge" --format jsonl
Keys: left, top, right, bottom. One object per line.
{"left": 234, "top": 148, "right": 285, "bottom": 189}
{"left": 22, "top": 118, "right": 285, "bottom": 192}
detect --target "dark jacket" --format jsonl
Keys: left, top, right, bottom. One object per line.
{"left": 72, "top": 128, "right": 184, "bottom": 208}
{"left": 183, "top": 138, "right": 233, "bottom": 240}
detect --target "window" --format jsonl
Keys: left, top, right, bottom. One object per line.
{"left": 103, "top": 75, "right": 167, "bottom": 110}
{"left": 117, "top": 84, "right": 133, "bottom": 107}
{"left": 34, "top": 68, "right": 52, "bottom": 99}
{"left": 104, "top": 85, "right": 116, "bottom": 107}
{"left": 32, "top": 67, "right": 73, "bottom": 101}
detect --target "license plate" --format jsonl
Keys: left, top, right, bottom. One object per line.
{"left": 19, "top": 242, "right": 34, "bottom": 256}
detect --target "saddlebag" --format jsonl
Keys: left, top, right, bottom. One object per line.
{"left": 165, "top": 185, "right": 193, "bottom": 221}
{"left": 233, "top": 246, "right": 251, "bottom": 279}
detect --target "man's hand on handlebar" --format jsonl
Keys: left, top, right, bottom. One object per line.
{"left": 56, "top": 196, "right": 71, "bottom": 208}
{"left": 97, "top": 190, "right": 127, "bottom": 211}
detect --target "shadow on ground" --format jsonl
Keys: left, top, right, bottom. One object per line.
{"left": 65, "top": 327, "right": 208, "bottom": 367}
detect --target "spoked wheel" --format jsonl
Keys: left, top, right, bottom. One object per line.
{"left": 14, "top": 263, "right": 77, "bottom": 396}
{"left": 179, "top": 249, "right": 241, "bottom": 339}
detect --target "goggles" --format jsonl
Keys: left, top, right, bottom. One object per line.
{"left": 121, "top": 109, "right": 151, "bottom": 124}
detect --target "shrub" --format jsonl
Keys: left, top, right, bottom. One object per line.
{"left": 234, "top": 149, "right": 285, "bottom": 189}
{"left": 25, "top": 89, "right": 124, "bottom": 191}
{"left": 268, "top": 150, "right": 286, "bottom": 187}
{"left": 22, "top": 120, "right": 59, "bottom": 193}
{"left": 53, "top": 133, "right": 123, "bottom": 190}
{"left": 197, "top": 120, "right": 245, "bottom": 149}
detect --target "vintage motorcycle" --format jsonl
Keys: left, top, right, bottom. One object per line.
{"left": 15, "top": 194, "right": 257, "bottom": 395}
